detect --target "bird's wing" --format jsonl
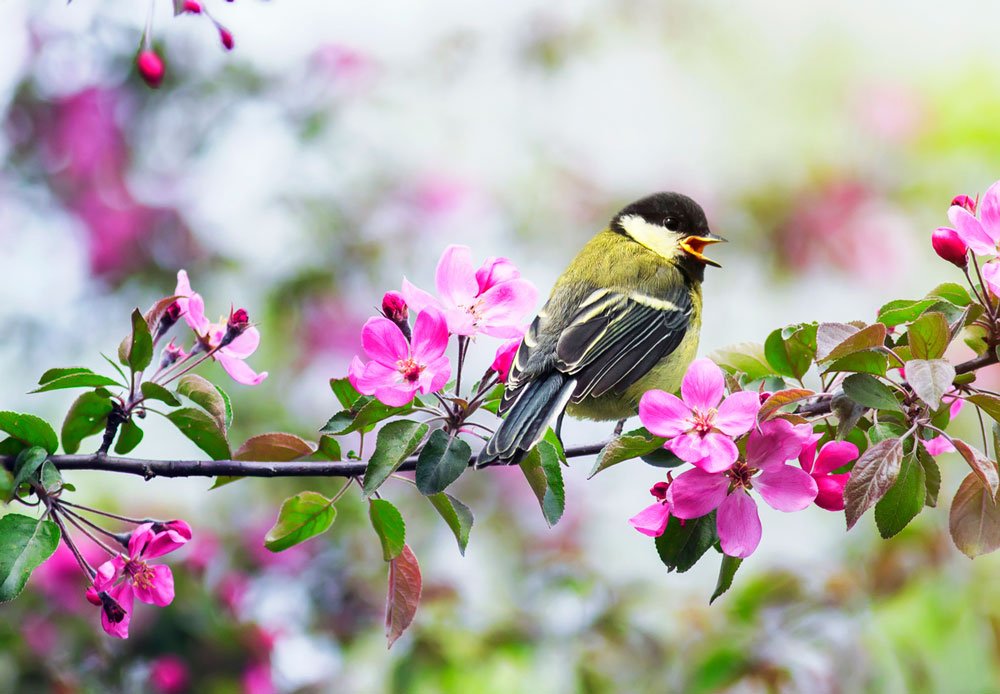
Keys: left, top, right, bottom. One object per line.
{"left": 554, "top": 286, "right": 693, "bottom": 401}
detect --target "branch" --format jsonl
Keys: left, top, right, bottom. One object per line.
{"left": 0, "top": 442, "right": 610, "bottom": 480}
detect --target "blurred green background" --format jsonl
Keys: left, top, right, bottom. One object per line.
{"left": 3, "top": 0, "right": 1000, "bottom": 692}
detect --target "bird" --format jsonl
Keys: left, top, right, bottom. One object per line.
{"left": 477, "top": 192, "right": 725, "bottom": 466}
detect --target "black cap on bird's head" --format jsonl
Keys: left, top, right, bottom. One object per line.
{"left": 611, "top": 192, "right": 726, "bottom": 271}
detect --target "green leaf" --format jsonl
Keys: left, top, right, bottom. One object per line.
{"left": 166, "top": 408, "right": 231, "bottom": 460}
{"left": 927, "top": 282, "right": 972, "bottom": 307}
{"left": 363, "top": 420, "right": 429, "bottom": 496}
{"left": 949, "top": 473, "right": 1000, "bottom": 558}
{"left": 950, "top": 439, "right": 1000, "bottom": 497}
{"left": 479, "top": 383, "right": 505, "bottom": 415}
{"left": 114, "top": 420, "right": 144, "bottom": 455}
{"left": 0, "top": 412, "right": 58, "bottom": 454}
{"left": 654, "top": 512, "right": 717, "bottom": 573}
{"left": 369, "top": 498, "right": 406, "bottom": 561}
{"left": 317, "top": 435, "right": 341, "bottom": 461}
{"left": 710, "top": 554, "right": 743, "bottom": 604}
{"left": 831, "top": 393, "right": 866, "bottom": 441}
{"left": 428, "top": 493, "right": 474, "bottom": 555}
{"left": 264, "top": 491, "right": 336, "bottom": 552}
{"left": 235, "top": 432, "right": 314, "bottom": 461}
{"left": 589, "top": 431, "right": 665, "bottom": 478}
{"left": 215, "top": 384, "right": 233, "bottom": 429}
{"left": 874, "top": 451, "right": 926, "bottom": 538}
{"left": 329, "top": 377, "right": 363, "bottom": 409}
{"left": 823, "top": 350, "right": 888, "bottom": 376}
{"left": 917, "top": 444, "right": 941, "bottom": 507}
{"left": 764, "top": 324, "right": 816, "bottom": 380}
{"left": 176, "top": 374, "right": 228, "bottom": 430}
{"left": 60, "top": 392, "right": 113, "bottom": 454}
{"left": 122, "top": 308, "right": 154, "bottom": 372}
{"left": 640, "top": 447, "right": 686, "bottom": 467}
{"left": 29, "top": 371, "right": 122, "bottom": 394}
{"left": 841, "top": 374, "right": 902, "bottom": 412}
{"left": 0, "top": 514, "right": 60, "bottom": 602}
{"left": 908, "top": 311, "right": 950, "bottom": 360}
{"left": 844, "top": 437, "right": 904, "bottom": 530}
{"left": 905, "top": 359, "right": 956, "bottom": 409}
{"left": 709, "top": 343, "right": 774, "bottom": 381}
{"left": 518, "top": 441, "right": 565, "bottom": 527}
{"left": 38, "top": 367, "right": 93, "bottom": 385}
{"left": 38, "top": 461, "right": 63, "bottom": 494}
{"left": 9, "top": 447, "right": 49, "bottom": 501}
{"left": 878, "top": 298, "right": 937, "bottom": 327}
{"left": 758, "top": 388, "right": 814, "bottom": 422}
{"left": 140, "top": 382, "right": 182, "bottom": 407}
{"left": 321, "top": 398, "right": 413, "bottom": 436}
{"left": 816, "top": 323, "right": 887, "bottom": 362}
{"left": 415, "top": 430, "right": 471, "bottom": 495}
{"left": 967, "top": 393, "right": 1000, "bottom": 427}
{"left": 386, "top": 544, "right": 422, "bottom": 649}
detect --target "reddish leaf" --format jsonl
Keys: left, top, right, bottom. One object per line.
{"left": 949, "top": 473, "right": 1000, "bottom": 558}
{"left": 844, "top": 437, "right": 903, "bottom": 530}
{"left": 385, "top": 544, "right": 422, "bottom": 649}
{"left": 234, "top": 432, "right": 315, "bottom": 462}
{"left": 951, "top": 439, "right": 1000, "bottom": 498}
{"left": 758, "top": 388, "right": 814, "bottom": 422}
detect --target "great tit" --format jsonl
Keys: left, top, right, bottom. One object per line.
{"left": 478, "top": 192, "right": 724, "bottom": 466}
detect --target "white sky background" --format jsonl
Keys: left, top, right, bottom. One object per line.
{"left": 2, "top": 0, "right": 1000, "bottom": 687}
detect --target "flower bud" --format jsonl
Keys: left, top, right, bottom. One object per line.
{"left": 85, "top": 586, "right": 102, "bottom": 606}
{"left": 136, "top": 50, "right": 165, "bottom": 89}
{"left": 182, "top": 0, "right": 202, "bottom": 12}
{"left": 932, "top": 227, "right": 969, "bottom": 268}
{"left": 951, "top": 194, "right": 977, "bottom": 214}
{"left": 160, "top": 339, "right": 187, "bottom": 369}
{"left": 381, "top": 291, "right": 411, "bottom": 339}
{"left": 155, "top": 301, "right": 183, "bottom": 340}
{"left": 220, "top": 308, "right": 250, "bottom": 347}
{"left": 219, "top": 27, "right": 235, "bottom": 51}
{"left": 490, "top": 338, "right": 521, "bottom": 383}
{"left": 649, "top": 481, "right": 670, "bottom": 500}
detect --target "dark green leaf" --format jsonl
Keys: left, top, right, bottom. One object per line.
{"left": 140, "top": 381, "right": 182, "bottom": 407}
{"left": 519, "top": 441, "right": 565, "bottom": 526}
{"left": 968, "top": 394, "right": 1000, "bottom": 427}
{"left": 905, "top": 359, "right": 956, "bottom": 409}
{"left": 166, "top": 408, "right": 231, "bottom": 460}
{"left": 38, "top": 367, "right": 93, "bottom": 385}
{"left": 369, "top": 498, "right": 406, "bottom": 561}
{"left": 764, "top": 325, "right": 816, "bottom": 380}
{"left": 0, "top": 412, "right": 58, "bottom": 454}
{"left": 908, "top": 312, "right": 950, "bottom": 360}
{"left": 0, "top": 514, "right": 60, "bottom": 602}
{"left": 215, "top": 384, "right": 233, "bottom": 429}
{"left": 265, "top": 491, "right": 336, "bottom": 552}
{"left": 841, "top": 374, "right": 901, "bottom": 412}
{"left": 38, "top": 461, "right": 63, "bottom": 494}
{"left": 641, "top": 447, "right": 686, "bottom": 468}
{"left": 831, "top": 394, "right": 866, "bottom": 441}
{"left": 655, "top": 512, "right": 717, "bottom": 573}
{"left": 479, "top": 383, "right": 505, "bottom": 415}
{"left": 123, "top": 308, "right": 154, "bottom": 372}
{"left": 710, "top": 554, "right": 743, "bottom": 604}
{"left": 917, "top": 445, "right": 941, "bottom": 507}
{"left": 61, "top": 392, "right": 113, "bottom": 454}
{"left": 363, "top": 421, "right": 429, "bottom": 496}
{"left": 317, "top": 435, "right": 342, "bottom": 461}
{"left": 321, "top": 398, "right": 413, "bottom": 436}
{"left": 927, "top": 282, "right": 972, "bottom": 307}
{"left": 589, "top": 431, "right": 665, "bottom": 478}
{"left": 9, "top": 447, "right": 49, "bottom": 501}
{"left": 29, "top": 372, "right": 122, "bottom": 394}
{"left": 844, "top": 437, "right": 904, "bottom": 530}
{"left": 415, "top": 430, "right": 471, "bottom": 495}
{"left": 0, "top": 468, "right": 13, "bottom": 500}
{"left": 874, "top": 451, "right": 926, "bottom": 538}
{"left": 114, "top": 420, "right": 144, "bottom": 455}
{"left": 428, "top": 493, "right": 474, "bottom": 555}
{"left": 878, "top": 299, "right": 937, "bottom": 327}
{"left": 330, "top": 377, "right": 364, "bottom": 409}
{"left": 177, "top": 374, "right": 228, "bottom": 430}
{"left": 949, "top": 473, "right": 1000, "bottom": 558}
{"left": 823, "top": 351, "right": 889, "bottom": 376}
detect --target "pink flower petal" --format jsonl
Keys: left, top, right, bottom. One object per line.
{"left": 754, "top": 464, "right": 818, "bottom": 512}
{"left": 692, "top": 432, "right": 740, "bottom": 473}
{"left": 94, "top": 557, "right": 121, "bottom": 592}
{"left": 101, "top": 581, "right": 134, "bottom": 639}
{"left": 132, "top": 564, "right": 175, "bottom": 607}
{"left": 410, "top": 309, "right": 449, "bottom": 362}
{"left": 921, "top": 436, "right": 954, "bottom": 456}
{"left": 443, "top": 307, "right": 477, "bottom": 336}
{"left": 476, "top": 257, "right": 520, "bottom": 293}
{"left": 476, "top": 279, "right": 538, "bottom": 334}
{"left": 373, "top": 382, "right": 418, "bottom": 407}
{"left": 348, "top": 355, "right": 370, "bottom": 394}
{"left": 746, "top": 419, "right": 803, "bottom": 470}
{"left": 949, "top": 206, "right": 996, "bottom": 255}
{"left": 811, "top": 440, "right": 859, "bottom": 476}
{"left": 222, "top": 327, "right": 261, "bottom": 359}
{"left": 681, "top": 358, "right": 725, "bottom": 410}
{"left": 128, "top": 524, "right": 156, "bottom": 558}
{"left": 814, "top": 472, "right": 850, "bottom": 511}
{"left": 717, "top": 489, "right": 762, "bottom": 558}
{"left": 491, "top": 338, "right": 521, "bottom": 382}
{"left": 434, "top": 245, "right": 479, "bottom": 307}
{"left": 798, "top": 439, "right": 819, "bottom": 474}
{"left": 714, "top": 391, "right": 762, "bottom": 436}
{"left": 216, "top": 353, "right": 268, "bottom": 386}
{"left": 361, "top": 317, "right": 409, "bottom": 367}
{"left": 638, "top": 390, "right": 692, "bottom": 438}
{"left": 143, "top": 528, "right": 191, "bottom": 560}
{"left": 982, "top": 262, "right": 1000, "bottom": 299}
{"left": 669, "top": 467, "right": 729, "bottom": 519}
{"left": 628, "top": 502, "right": 671, "bottom": 537}
{"left": 979, "top": 180, "right": 1000, "bottom": 242}
{"left": 947, "top": 393, "right": 964, "bottom": 419}
{"left": 400, "top": 278, "right": 442, "bottom": 314}
{"left": 351, "top": 361, "right": 399, "bottom": 395}
{"left": 421, "top": 355, "right": 451, "bottom": 395}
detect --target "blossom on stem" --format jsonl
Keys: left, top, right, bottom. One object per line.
{"left": 628, "top": 479, "right": 673, "bottom": 537}
{"left": 136, "top": 50, "right": 165, "bottom": 88}
{"left": 382, "top": 290, "right": 411, "bottom": 340}
{"left": 797, "top": 436, "right": 856, "bottom": 511}
{"left": 174, "top": 270, "right": 268, "bottom": 385}
{"left": 947, "top": 180, "right": 1000, "bottom": 255}
{"left": 348, "top": 308, "right": 451, "bottom": 406}
{"left": 149, "top": 655, "right": 191, "bottom": 694}
{"left": 491, "top": 338, "right": 521, "bottom": 383}
{"left": 402, "top": 245, "right": 537, "bottom": 338}
{"left": 921, "top": 392, "right": 964, "bottom": 456}
{"left": 670, "top": 419, "right": 817, "bottom": 558}
{"left": 639, "top": 358, "right": 761, "bottom": 473}
{"left": 931, "top": 227, "right": 968, "bottom": 268}
{"left": 88, "top": 522, "right": 190, "bottom": 638}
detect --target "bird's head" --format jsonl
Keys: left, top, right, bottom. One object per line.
{"left": 611, "top": 192, "right": 726, "bottom": 269}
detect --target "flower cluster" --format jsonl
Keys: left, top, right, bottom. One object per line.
{"left": 932, "top": 181, "right": 1000, "bottom": 294}
{"left": 630, "top": 359, "right": 856, "bottom": 558}
{"left": 135, "top": 1, "right": 237, "bottom": 89}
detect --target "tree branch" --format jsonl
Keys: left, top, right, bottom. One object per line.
{"left": 0, "top": 442, "right": 610, "bottom": 480}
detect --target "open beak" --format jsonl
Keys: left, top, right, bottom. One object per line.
{"left": 679, "top": 232, "right": 726, "bottom": 268}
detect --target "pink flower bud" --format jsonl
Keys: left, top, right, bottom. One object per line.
{"left": 381, "top": 290, "right": 411, "bottom": 340}
{"left": 491, "top": 338, "right": 521, "bottom": 383}
{"left": 219, "top": 27, "right": 235, "bottom": 51}
{"left": 221, "top": 308, "right": 250, "bottom": 347}
{"left": 155, "top": 301, "right": 183, "bottom": 339}
{"left": 182, "top": 0, "right": 202, "bottom": 13}
{"left": 649, "top": 481, "right": 670, "bottom": 500}
{"left": 136, "top": 50, "right": 165, "bottom": 88}
{"left": 85, "top": 587, "right": 102, "bottom": 606}
{"left": 951, "top": 194, "right": 977, "bottom": 214}
{"left": 932, "top": 227, "right": 969, "bottom": 268}
{"left": 160, "top": 339, "right": 187, "bottom": 369}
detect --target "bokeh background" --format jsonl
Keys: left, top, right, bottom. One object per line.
{"left": 3, "top": 0, "right": 1000, "bottom": 691}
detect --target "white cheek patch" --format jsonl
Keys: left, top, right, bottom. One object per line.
{"left": 618, "top": 214, "right": 681, "bottom": 261}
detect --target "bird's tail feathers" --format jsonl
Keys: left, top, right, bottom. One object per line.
{"left": 477, "top": 373, "right": 575, "bottom": 467}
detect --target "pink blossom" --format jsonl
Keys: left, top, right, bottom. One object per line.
{"left": 34, "top": 542, "right": 104, "bottom": 612}
{"left": 242, "top": 662, "right": 276, "bottom": 694}
{"left": 931, "top": 227, "right": 969, "bottom": 268}
{"left": 348, "top": 308, "right": 451, "bottom": 406}
{"left": 149, "top": 656, "right": 190, "bottom": 694}
{"left": 639, "top": 358, "right": 761, "bottom": 473}
{"left": 174, "top": 270, "right": 268, "bottom": 385}
{"left": 137, "top": 50, "right": 165, "bottom": 88}
{"left": 628, "top": 480, "right": 673, "bottom": 537}
{"left": 670, "top": 419, "right": 817, "bottom": 558}
{"left": 402, "top": 245, "right": 537, "bottom": 338}
{"left": 89, "top": 522, "right": 190, "bottom": 638}
{"left": 798, "top": 436, "right": 856, "bottom": 511}
{"left": 921, "top": 391, "right": 965, "bottom": 456}
{"left": 491, "top": 338, "right": 521, "bottom": 383}
{"left": 947, "top": 180, "right": 1000, "bottom": 255}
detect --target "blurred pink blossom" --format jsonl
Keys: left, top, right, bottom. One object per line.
{"left": 149, "top": 656, "right": 190, "bottom": 694}
{"left": 242, "top": 662, "right": 275, "bottom": 694}
{"left": 33, "top": 542, "right": 104, "bottom": 612}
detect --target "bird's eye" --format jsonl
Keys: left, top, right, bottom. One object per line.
{"left": 663, "top": 217, "right": 679, "bottom": 231}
